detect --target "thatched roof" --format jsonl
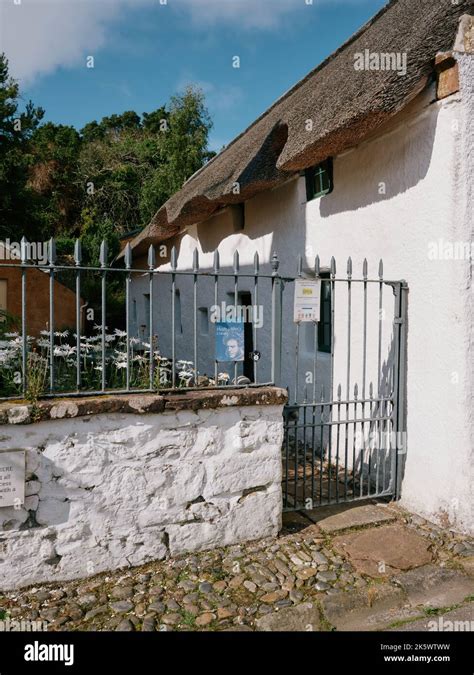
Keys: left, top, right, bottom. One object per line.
{"left": 127, "top": 0, "right": 472, "bottom": 256}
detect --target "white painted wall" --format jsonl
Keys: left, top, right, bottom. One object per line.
{"left": 0, "top": 403, "right": 283, "bottom": 590}
{"left": 131, "top": 71, "right": 473, "bottom": 533}
{"left": 305, "top": 80, "right": 473, "bottom": 534}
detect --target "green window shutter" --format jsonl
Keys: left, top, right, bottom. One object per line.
{"left": 305, "top": 158, "right": 333, "bottom": 201}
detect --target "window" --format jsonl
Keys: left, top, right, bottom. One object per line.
{"left": 305, "top": 158, "right": 333, "bottom": 201}
{"left": 318, "top": 274, "right": 332, "bottom": 353}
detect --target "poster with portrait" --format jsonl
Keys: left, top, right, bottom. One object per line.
{"left": 215, "top": 322, "right": 245, "bottom": 362}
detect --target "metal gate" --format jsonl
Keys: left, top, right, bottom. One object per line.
{"left": 278, "top": 256, "right": 408, "bottom": 511}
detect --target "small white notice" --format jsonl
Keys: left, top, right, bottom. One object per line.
{"left": 294, "top": 279, "right": 321, "bottom": 323}
{"left": 0, "top": 451, "right": 25, "bottom": 507}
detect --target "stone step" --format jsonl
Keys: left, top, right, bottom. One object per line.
{"left": 320, "top": 583, "right": 414, "bottom": 631}
{"left": 392, "top": 565, "right": 473, "bottom": 609}
{"left": 387, "top": 603, "right": 474, "bottom": 632}
{"left": 255, "top": 602, "right": 322, "bottom": 632}
{"left": 319, "top": 566, "right": 473, "bottom": 631}
{"left": 304, "top": 502, "right": 397, "bottom": 534}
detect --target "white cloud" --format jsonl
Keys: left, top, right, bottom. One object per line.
{"left": 0, "top": 0, "right": 364, "bottom": 84}
{"left": 181, "top": 0, "right": 368, "bottom": 29}
{"left": 0, "top": 0, "right": 150, "bottom": 84}
{"left": 181, "top": 0, "right": 301, "bottom": 30}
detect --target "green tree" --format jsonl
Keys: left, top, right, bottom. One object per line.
{"left": 101, "top": 110, "right": 141, "bottom": 135}
{"left": 28, "top": 122, "right": 82, "bottom": 235}
{"left": 142, "top": 106, "right": 168, "bottom": 134}
{"left": 0, "top": 53, "right": 44, "bottom": 239}
{"left": 77, "top": 130, "right": 144, "bottom": 233}
{"left": 80, "top": 120, "right": 105, "bottom": 144}
{"left": 0, "top": 61, "right": 216, "bottom": 331}
{"left": 139, "top": 87, "right": 214, "bottom": 223}
{"left": 78, "top": 86, "right": 214, "bottom": 235}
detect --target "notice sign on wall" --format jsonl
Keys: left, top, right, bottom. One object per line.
{"left": 294, "top": 279, "right": 321, "bottom": 323}
{"left": 0, "top": 451, "right": 25, "bottom": 507}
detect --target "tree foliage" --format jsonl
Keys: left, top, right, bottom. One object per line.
{"left": 77, "top": 87, "right": 214, "bottom": 236}
{"left": 0, "top": 54, "right": 44, "bottom": 240}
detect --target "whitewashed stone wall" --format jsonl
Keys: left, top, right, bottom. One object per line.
{"left": 0, "top": 398, "right": 284, "bottom": 590}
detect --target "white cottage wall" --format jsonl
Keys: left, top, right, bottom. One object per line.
{"left": 131, "top": 79, "right": 473, "bottom": 533}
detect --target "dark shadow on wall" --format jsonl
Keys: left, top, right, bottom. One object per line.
{"left": 197, "top": 208, "right": 235, "bottom": 253}
{"left": 144, "top": 230, "right": 186, "bottom": 270}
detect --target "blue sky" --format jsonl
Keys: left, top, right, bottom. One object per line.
{"left": 1, "top": 0, "right": 387, "bottom": 151}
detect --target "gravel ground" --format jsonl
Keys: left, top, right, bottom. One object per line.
{"left": 0, "top": 505, "right": 472, "bottom": 632}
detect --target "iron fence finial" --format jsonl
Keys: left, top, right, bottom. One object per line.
{"left": 124, "top": 242, "right": 132, "bottom": 269}
{"left": 271, "top": 252, "right": 280, "bottom": 275}
{"left": 74, "top": 239, "right": 82, "bottom": 266}
{"left": 20, "top": 236, "right": 28, "bottom": 264}
{"left": 233, "top": 250, "right": 240, "bottom": 273}
{"left": 148, "top": 244, "right": 156, "bottom": 270}
{"left": 193, "top": 248, "right": 199, "bottom": 273}
{"left": 48, "top": 238, "right": 56, "bottom": 265}
{"left": 213, "top": 249, "right": 220, "bottom": 273}
{"left": 315, "top": 255, "right": 320, "bottom": 278}
{"left": 254, "top": 251, "right": 260, "bottom": 275}
{"left": 170, "top": 246, "right": 178, "bottom": 270}
{"left": 99, "top": 240, "right": 108, "bottom": 268}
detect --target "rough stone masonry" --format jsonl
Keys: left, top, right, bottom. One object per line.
{"left": 0, "top": 388, "right": 287, "bottom": 590}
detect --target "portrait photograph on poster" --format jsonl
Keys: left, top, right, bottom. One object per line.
{"left": 215, "top": 321, "right": 245, "bottom": 362}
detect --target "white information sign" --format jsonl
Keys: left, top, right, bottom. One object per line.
{"left": 294, "top": 279, "right": 321, "bottom": 323}
{"left": 0, "top": 451, "right": 25, "bottom": 507}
